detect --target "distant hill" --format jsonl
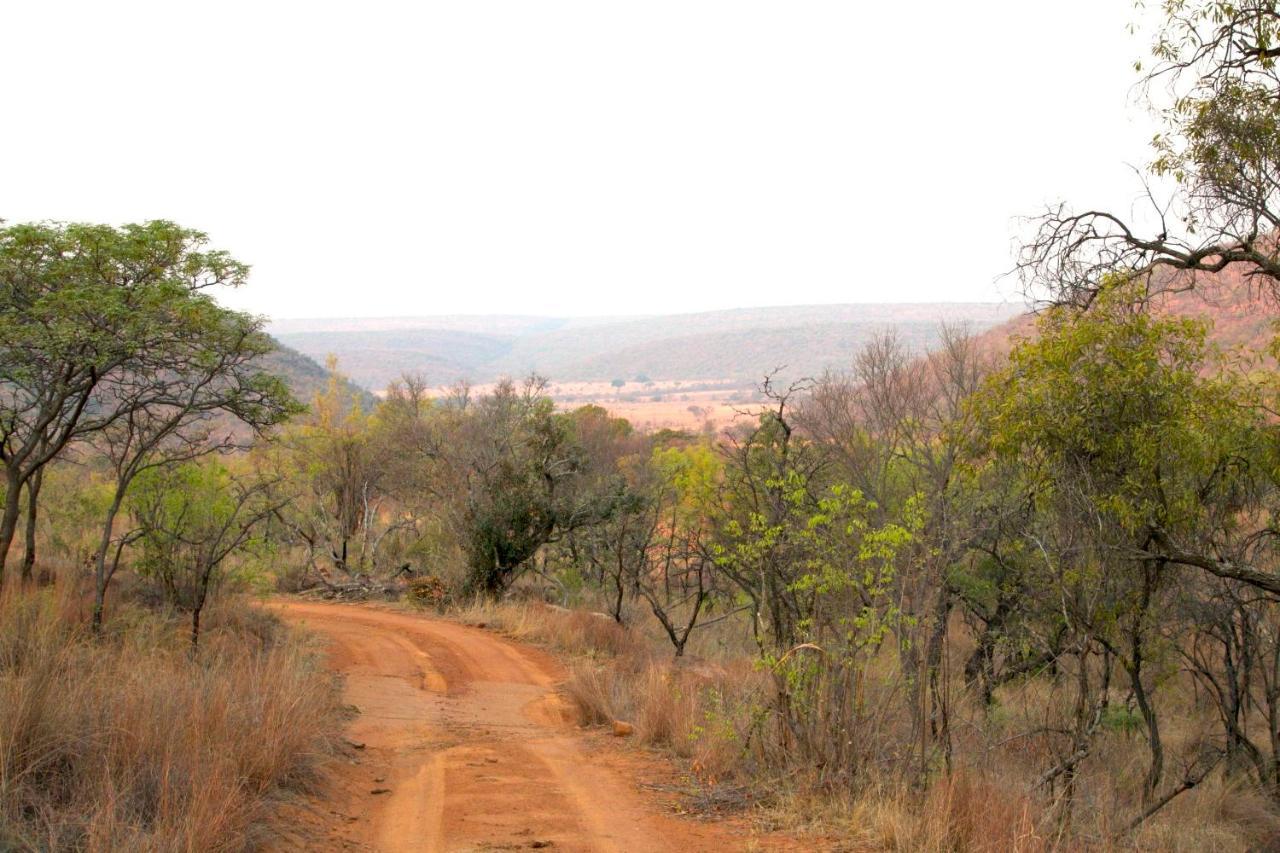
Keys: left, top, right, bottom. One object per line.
{"left": 270, "top": 304, "right": 1023, "bottom": 391}
{"left": 259, "top": 339, "right": 376, "bottom": 409}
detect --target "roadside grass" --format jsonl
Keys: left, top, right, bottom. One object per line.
{"left": 453, "top": 595, "right": 1280, "bottom": 851}
{"left": 0, "top": 583, "right": 341, "bottom": 852}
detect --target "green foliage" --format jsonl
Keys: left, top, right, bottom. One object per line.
{"left": 0, "top": 219, "right": 298, "bottom": 583}
{"left": 1101, "top": 704, "right": 1145, "bottom": 735}
{"left": 651, "top": 442, "right": 720, "bottom": 520}
{"left": 454, "top": 379, "right": 631, "bottom": 597}
{"left": 129, "top": 461, "right": 257, "bottom": 610}
{"left": 977, "top": 276, "right": 1268, "bottom": 540}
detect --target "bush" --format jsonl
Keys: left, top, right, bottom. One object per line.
{"left": 405, "top": 574, "right": 450, "bottom": 609}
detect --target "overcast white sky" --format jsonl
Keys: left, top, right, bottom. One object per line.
{"left": 1, "top": 1, "right": 1158, "bottom": 320}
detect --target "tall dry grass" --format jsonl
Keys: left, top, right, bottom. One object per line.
{"left": 0, "top": 585, "right": 340, "bottom": 852}
{"left": 452, "top": 598, "right": 643, "bottom": 659}
{"left": 459, "top": 597, "right": 1280, "bottom": 850}
{"left": 453, "top": 600, "right": 772, "bottom": 781}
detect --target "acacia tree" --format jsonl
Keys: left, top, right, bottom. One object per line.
{"left": 1020, "top": 1, "right": 1280, "bottom": 307}
{"left": 0, "top": 220, "right": 254, "bottom": 585}
{"left": 85, "top": 304, "right": 295, "bottom": 630}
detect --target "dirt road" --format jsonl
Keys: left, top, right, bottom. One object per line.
{"left": 273, "top": 601, "right": 774, "bottom": 852}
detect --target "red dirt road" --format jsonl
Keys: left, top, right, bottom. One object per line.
{"left": 273, "top": 601, "right": 780, "bottom": 852}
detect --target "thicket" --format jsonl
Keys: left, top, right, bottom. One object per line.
{"left": 192, "top": 286, "right": 1274, "bottom": 846}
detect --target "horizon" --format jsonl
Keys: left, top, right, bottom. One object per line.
{"left": 265, "top": 297, "right": 1029, "bottom": 327}
{"left": 2, "top": 1, "right": 1156, "bottom": 319}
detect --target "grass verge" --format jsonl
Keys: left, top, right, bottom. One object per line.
{"left": 0, "top": 586, "right": 340, "bottom": 852}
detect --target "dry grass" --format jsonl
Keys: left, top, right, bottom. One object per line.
{"left": 458, "top": 596, "right": 1280, "bottom": 850}
{"left": 0, "top": 585, "right": 341, "bottom": 852}
{"left": 752, "top": 775, "right": 1047, "bottom": 852}
{"left": 451, "top": 599, "right": 644, "bottom": 659}
{"left": 453, "top": 599, "right": 765, "bottom": 779}
{"left": 563, "top": 656, "right": 766, "bottom": 782}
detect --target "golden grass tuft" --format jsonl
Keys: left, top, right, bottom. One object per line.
{"left": 0, "top": 585, "right": 340, "bottom": 852}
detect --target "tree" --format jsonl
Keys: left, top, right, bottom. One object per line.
{"left": 130, "top": 460, "right": 283, "bottom": 649}
{"left": 638, "top": 443, "right": 725, "bottom": 656}
{"left": 271, "top": 363, "right": 401, "bottom": 583}
{"left": 1019, "top": 1, "right": 1280, "bottom": 307}
{"left": 443, "top": 377, "right": 619, "bottom": 596}
{"left": 799, "top": 326, "right": 995, "bottom": 774}
{"left": 973, "top": 277, "right": 1275, "bottom": 806}
{"left": 85, "top": 300, "right": 295, "bottom": 630}
{"left": 715, "top": 375, "right": 824, "bottom": 650}
{"left": 718, "top": 403, "right": 921, "bottom": 779}
{"left": 0, "top": 220, "right": 254, "bottom": 586}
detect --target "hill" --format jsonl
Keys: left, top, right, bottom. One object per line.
{"left": 259, "top": 339, "right": 376, "bottom": 409}
{"left": 269, "top": 303, "right": 1023, "bottom": 391}
{"left": 977, "top": 267, "right": 1279, "bottom": 359}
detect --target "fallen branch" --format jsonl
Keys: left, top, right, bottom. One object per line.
{"left": 1116, "top": 751, "right": 1224, "bottom": 837}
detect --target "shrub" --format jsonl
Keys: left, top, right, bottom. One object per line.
{"left": 406, "top": 574, "right": 451, "bottom": 609}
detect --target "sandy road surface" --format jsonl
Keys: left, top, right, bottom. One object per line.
{"left": 273, "top": 601, "right": 776, "bottom": 852}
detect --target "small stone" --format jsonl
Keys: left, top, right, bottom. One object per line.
{"left": 370, "top": 788, "right": 391, "bottom": 795}
{"left": 611, "top": 720, "right": 634, "bottom": 737}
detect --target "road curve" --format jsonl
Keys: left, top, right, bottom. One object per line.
{"left": 272, "top": 600, "right": 763, "bottom": 852}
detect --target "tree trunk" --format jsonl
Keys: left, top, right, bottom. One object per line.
{"left": 0, "top": 467, "right": 24, "bottom": 588}
{"left": 924, "top": 582, "right": 953, "bottom": 774}
{"left": 611, "top": 567, "right": 625, "bottom": 624}
{"left": 20, "top": 468, "right": 43, "bottom": 583}
{"left": 92, "top": 490, "right": 126, "bottom": 634}
{"left": 191, "top": 603, "right": 204, "bottom": 650}
{"left": 1129, "top": 566, "right": 1163, "bottom": 803}
{"left": 1129, "top": 658, "right": 1164, "bottom": 803}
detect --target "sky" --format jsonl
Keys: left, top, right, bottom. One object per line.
{"left": 1, "top": 1, "right": 1159, "bottom": 320}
